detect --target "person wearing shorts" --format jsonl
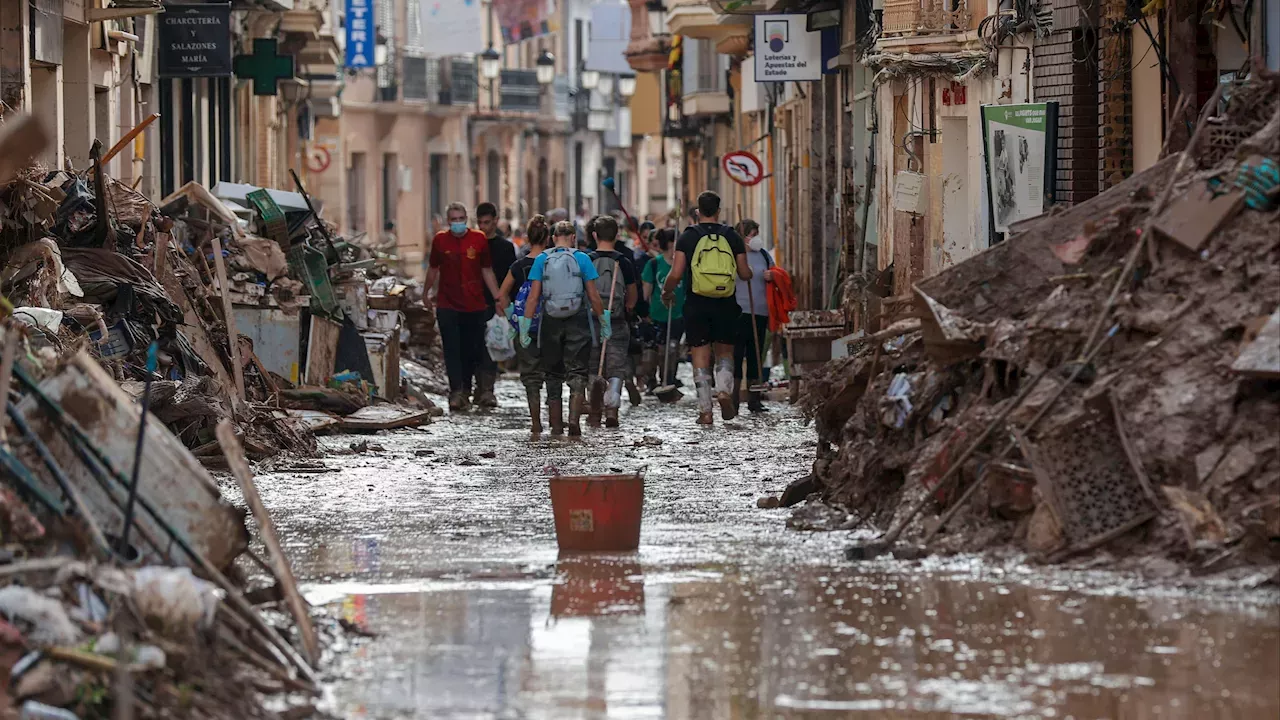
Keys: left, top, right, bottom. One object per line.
{"left": 661, "top": 191, "right": 753, "bottom": 426}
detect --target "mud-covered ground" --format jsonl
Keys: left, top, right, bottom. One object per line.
{"left": 237, "top": 378, "right": 1279, "bottom": 719}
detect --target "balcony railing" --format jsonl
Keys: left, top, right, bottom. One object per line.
{"left": 402, "top": 56, "right": 431, "bottom": 101}
{"left": 499, "top": 69, "right": 541, "bottom": 112}
{"left": 441, "top": 60, "right": 478, "bottom": 105}
{"left": 883, "top": 0, "right": 971, "bottom": 36}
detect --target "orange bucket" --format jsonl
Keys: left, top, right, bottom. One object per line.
{"left": 549, "top": 471, "right": 645, "bottom": 551}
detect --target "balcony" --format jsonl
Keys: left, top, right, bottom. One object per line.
{"left": 397, "top": 57, "right": 477, "bottom": 107}
{"left": 623, "top": 0, "right": 671, "bottom": 73}
{"left": 499, "top": 69, "right": 541, "bottom": 113}
{"left": 680, "top": 37, "right": 730, "bottom": 117}
{"left": 883, "top": 0, "right": 973, "bottom": 37}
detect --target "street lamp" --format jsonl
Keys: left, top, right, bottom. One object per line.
{"left": 645, "top": 0, "right": 666, "bottom": 36}
{"left": 618, "top": 73, "right": 637, "bottom": 98}
{"left": 581, "top": 68, "right": 600, "bottom": 90}
{"left": 597, "top": 73, "right": 614, "bottom": 96}
{"left": 536, "top": 50, "right": 556, "bottom": 86}
{"left": 480, "top": 45, "right": 502, "bottom": 80}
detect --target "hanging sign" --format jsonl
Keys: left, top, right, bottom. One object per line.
{"left": 722, "top": 150, "right": 764, "bottom": 187}
{"left": 345, "top": 0, "right": 374, "bottom": 68}
{"left": 157, "top": 4, "right": 233, "bottom": 78}
{"left": 753, "top": 14, "right": 822, "bottom": 82}
{"left": 981, "top": 102, "right": 1060, "bottom": 236}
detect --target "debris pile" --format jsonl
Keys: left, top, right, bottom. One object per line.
{"left": 0, "top": 338, "right": 327, "bottom": 717}
{"left": 801, "top": 69, "right": 1280, "bottom": 571}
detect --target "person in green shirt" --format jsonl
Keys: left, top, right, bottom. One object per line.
{"left": 641, "top": 228, "right": 686, "bottom": 389}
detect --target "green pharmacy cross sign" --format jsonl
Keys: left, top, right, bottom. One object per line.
{"left": 234, "top": 38, "right": 295, "bottom": 96}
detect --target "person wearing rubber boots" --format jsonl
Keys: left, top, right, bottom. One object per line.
{"left": 518, "top": 221, "right": 607, "bottom": 437}
{"left": 660, "top": 191, "right": 753, "bottom": 426}
{"left": 640, "top": 228, "right": 685, "bottom": 391}
{"left": 585, "top": 216, "right": 639, "bottom": 428}
{"left": 497, "top": 215, "right": 551, "bottom": 435}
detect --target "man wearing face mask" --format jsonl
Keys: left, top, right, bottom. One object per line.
{"left": 733, "top": 219, "right": 774, "bottom": 413}
{"left": 425, "top": 202, "right": 503, "bottom": 413}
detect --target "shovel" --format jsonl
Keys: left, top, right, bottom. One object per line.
{"left": 591, "top": 254, "right": 622, "bottom": 412}
{"left": 654, "top": 320, "right": 683, "bottom": 403}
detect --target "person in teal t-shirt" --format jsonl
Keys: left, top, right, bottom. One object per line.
{"left": 640, "top": 228, "right": 685, "bottom": 389}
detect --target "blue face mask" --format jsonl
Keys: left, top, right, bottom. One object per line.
{"left": 450, "top": 221, "right": 468, "bottom": 235}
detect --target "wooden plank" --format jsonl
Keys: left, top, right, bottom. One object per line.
{"left": 16, "top": 354, "right": 248, "bottom": 569}
{"left": 154, "top": 238, "right": 234, "bottom": 393}
{"left": 211, "top": 234, "right": 246, "bottom": 400}
{"left": 339, "top": 405, "right": 432, "bottom": 432}
{"left": 1232, "top": 309, "right": 1280, "bottom": 379}
{"left": 216, "top": 420, "right": 320, "bottom": 667}
{"left": 304, "top": 315, "right": 342, "bottom": 385}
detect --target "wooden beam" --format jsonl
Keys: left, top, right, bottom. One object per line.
{"left": 216, "top": 420, "right": 320, "bottom": 667}
{"left": 210, "top": 234, "right": 246, "bottom": 400}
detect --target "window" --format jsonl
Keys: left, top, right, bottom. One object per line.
{"left": 348, "top": 152, "right": 367, "bottom": 234}
{"left": 486, "top": 150, "right": 501, "bottom": 205}
{"left": 429, "top": 154, "right": 446, "bottom": 218}
{"left": 382, "top": 153, "right": 398, "bottom": 230}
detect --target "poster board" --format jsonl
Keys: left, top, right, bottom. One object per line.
{"left": 980, "top": 102, "right": 1059, "bottom": 239}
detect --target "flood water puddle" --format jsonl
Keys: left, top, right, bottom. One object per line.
{"left": 250, "top": 380, "right": 1280, "bottom": 719}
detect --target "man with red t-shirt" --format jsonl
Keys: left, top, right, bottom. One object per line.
{"left": 425, "top": 201, "right": 503, "bottom": 412}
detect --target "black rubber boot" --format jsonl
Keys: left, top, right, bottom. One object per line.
{"left": 526, "top": 387, "right": 543, "bottom": 436}
{"left": 567, "top": 390, "right": 585, "bottom": 437}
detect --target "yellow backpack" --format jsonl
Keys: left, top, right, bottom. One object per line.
{"left": 690, "top": 226, "right": 737, "bottom": 298}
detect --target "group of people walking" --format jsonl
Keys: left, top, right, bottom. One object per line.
{"left": 422, "top": 190, "right": 779, "bottom": 435}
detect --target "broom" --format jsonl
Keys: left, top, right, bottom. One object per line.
{"left": 590, "top": 254, "right": 622, "bottom": 417}
{"left": 653, "top": 318, "right": 683, "bottom": 403}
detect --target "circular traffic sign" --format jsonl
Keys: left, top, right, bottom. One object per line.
{"left": 305, "top": 144, "right": 331, "bottom": 173}
{"left": 722, "top": 150, "right": 764, "bottom": 187}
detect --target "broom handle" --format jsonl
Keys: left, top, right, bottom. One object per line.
{"left": 747, "top": 278, "right": 766, "bottom": 387}
{"left": 596, "top": 256, "right": 621, "bottom": 377}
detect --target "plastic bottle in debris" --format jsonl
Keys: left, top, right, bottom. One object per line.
{"left": 20, "top": 701, "right": 79, "bottom": 720}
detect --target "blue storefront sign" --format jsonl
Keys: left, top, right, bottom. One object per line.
{"left": 345, "top": 0, "right": 373, "bottom": 68}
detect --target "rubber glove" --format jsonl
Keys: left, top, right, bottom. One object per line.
{"left": 518, "top": 316, "right": 533, "bottom": 348}
{"left": 504, "top": 302, "right": 515, "bottom": 319}
{"left": 600, "top": 311, "right": 613, "bottom": 341}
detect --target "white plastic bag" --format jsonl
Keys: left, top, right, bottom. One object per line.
{"left": 485, "top": 313, "right": 517, "bottom": 362}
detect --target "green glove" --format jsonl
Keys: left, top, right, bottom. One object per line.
{"left": 600, "top": 310, "right": 613, "bottom": 340}
{"left": 518, "top": 316, "right": 533, "bottom": 348}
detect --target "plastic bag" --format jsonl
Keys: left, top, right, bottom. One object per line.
{"left": 486, "top": 313, "right": 517, "bottom": 362}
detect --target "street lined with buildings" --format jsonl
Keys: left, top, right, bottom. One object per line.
{"left": 0, "top": 0, "right": 1277, "bottom": 717}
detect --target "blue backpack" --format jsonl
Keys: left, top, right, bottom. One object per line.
{"left": 509, "top": 267, "right": 541, "bottom": 335}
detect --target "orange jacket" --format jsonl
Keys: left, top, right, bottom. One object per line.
{"left": 767, "top": 266, "right": 797, "bottom": 333}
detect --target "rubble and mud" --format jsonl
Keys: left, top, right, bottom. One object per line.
{"left": 0, "top": 128, "right": 450, "bottom": 715}
{"left": 801, "top": 69, "right": 1280, "bottom": 574}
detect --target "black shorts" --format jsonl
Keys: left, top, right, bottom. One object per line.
{"left": 684, "top": 297, "right": 741, "bottom": 347}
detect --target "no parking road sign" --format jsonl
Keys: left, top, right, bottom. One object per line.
{"left": 722, "top": 150, "right": 765, "bottom": 187}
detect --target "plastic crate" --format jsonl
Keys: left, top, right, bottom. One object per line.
{"left": 247, "top": 189, "right": 290, "bottom": 248}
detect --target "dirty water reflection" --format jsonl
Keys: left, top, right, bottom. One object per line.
{"left": 254, "top": 381, "right": 1279, "bottom": 719}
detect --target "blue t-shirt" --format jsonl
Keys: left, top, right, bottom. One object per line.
{"left": 529, "top": 248, "right": 599, "bottom": 283}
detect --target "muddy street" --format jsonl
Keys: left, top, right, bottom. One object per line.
{"left": 234, "top": 378, "right": 1280, "bottom": 720}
